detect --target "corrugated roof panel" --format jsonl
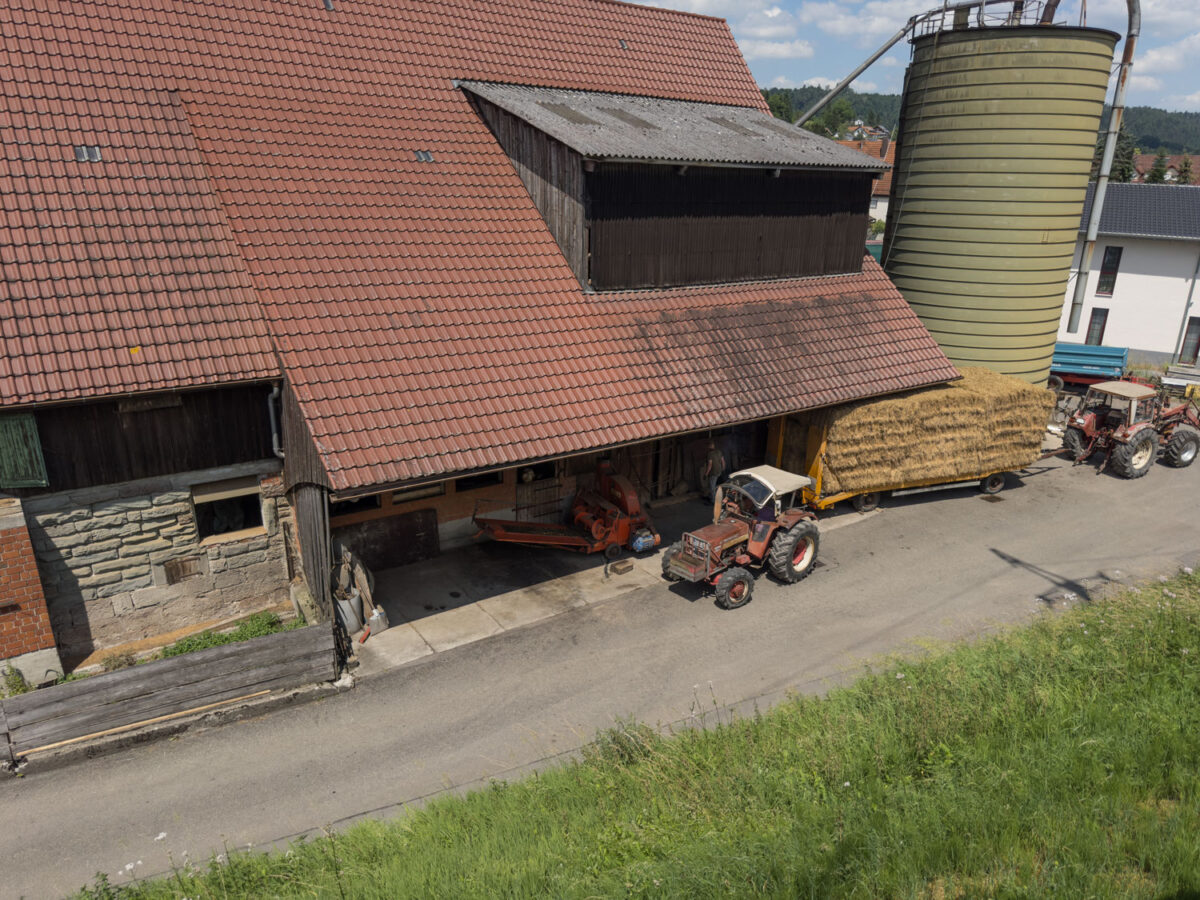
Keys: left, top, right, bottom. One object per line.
{"left": 461, "top": 81, "right": 886, "bottom": 170}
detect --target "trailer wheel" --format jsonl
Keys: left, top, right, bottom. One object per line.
{"left": 1110, "top": 429, "right": 1156, "bottom": 479}
{"left": 1047, "top": 374, "right": 1065, "bottom": 392}
{"left": 1063, "top": 427, "right": 1089, "bottom": 460}
{"left": 604, "top": 542, "right": 623, "bottom": 560}
{"left": 1164, "top": 426, "right": 1199, "bottom": 468}
{"left": 980, "top": 473, "right": 1006, "bottom": 494}
{"left": 715, "top": 567, "right": 755, "bottom": 610}
{"left": 851, "top": 492, "right": 880, "bottom": 512}
{"left": 767, "top": 520, "right": 820, "bottom": 584}
{"left": 661, "top": 542, "right": 684, "bottom": 581}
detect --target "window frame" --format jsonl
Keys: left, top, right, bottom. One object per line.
{"left": 190, "top": 476, "right": 265, "bottom": 544}
{"left": 1095, "top": 246, "right": 1123, "bottom": 297}
{"left": 1085, "top": 307, "right": 1109, "bottom": 346}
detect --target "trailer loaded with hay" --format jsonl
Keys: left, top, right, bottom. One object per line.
{"left": 779, "top": 368, "right": 1055, "bottom": 511}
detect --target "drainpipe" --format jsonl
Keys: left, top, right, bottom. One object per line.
{"left": 1066, "top": 0, "right": 1141, "bottom": 333}
{"left": 268, "top": 384, "right": 286, "bottom": 459}
{"left": 1171, "top": 246, "right": 1200, "bottom": 363}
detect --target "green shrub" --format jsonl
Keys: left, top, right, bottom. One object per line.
{"left": 100, "top": 651, "right": 136, "bottom": 672}
{"left": 3, "top": 664, "right": 32, "bottom": 697}
{"left": 159, "top": 612, "right": 299, "bottom": 659}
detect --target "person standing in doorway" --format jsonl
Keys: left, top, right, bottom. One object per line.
{"left": 703, "top": 440, "right": 725, "bottom": 500}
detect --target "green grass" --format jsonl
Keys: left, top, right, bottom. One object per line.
{"left": 158, "top": 612, "right": 302, "bottom": 659}
{"left": 78, "top": 572, "right": 1200, "bottom": 899}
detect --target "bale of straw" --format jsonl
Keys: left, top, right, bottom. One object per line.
{"left": 806, "top": 368, "right": 1054, "bottom": 495}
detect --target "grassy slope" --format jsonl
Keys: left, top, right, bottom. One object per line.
{"left": 82, "top": 573, "right": 1200, "bottom": 899}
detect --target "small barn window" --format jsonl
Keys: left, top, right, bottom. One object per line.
{"left": 453, "top": 471, "right": 505, "bottom": 493}
{"left": 191, "top": 476, "right": 263, "bottom": 540}
{"left": 330, "top": 494, "right": 383, "bottom": 518}
{"left": 0, "top": 413, "right": 49, "bottom": 489}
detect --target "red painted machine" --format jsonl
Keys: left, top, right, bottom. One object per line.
{"left": 1063, "top": 381, "right": 1200, "bottom": 478}
{"left": 473, "top": 462, "right": 660, "bottom": 558}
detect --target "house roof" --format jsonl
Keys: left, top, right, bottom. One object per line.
{"left": 2, "top": 0, "right": 958, "bottom": 493}
{"left": 1079, "top": 183, "right": 1200, "bottom": 241}
{"left": 460, "top": 82, "right": 886, "bottom": 170}
{"left": 0, "top": 84, "right": 279, "bottom": 406}
{"left": 837, "top": 139, "right": 896, "bottom": 197}
{"left": 1132, "top": 153, "right": 1199, "bottom": 181}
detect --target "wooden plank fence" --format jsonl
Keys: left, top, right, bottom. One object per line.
{"left": 1, "top": 625, "right": 335, "bottom": 761}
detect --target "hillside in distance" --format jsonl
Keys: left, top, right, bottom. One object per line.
{"left": 763, "top": 86, "right": 1200, "bottom": 152}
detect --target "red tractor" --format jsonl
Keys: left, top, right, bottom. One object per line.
{"left": 1063, "top": 381, "right": 1200, "bottom": 478}
{"left": 661, "top": 466, "right": 819, "bottom": 609}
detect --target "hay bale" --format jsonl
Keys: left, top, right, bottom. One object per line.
{"left": 810, "top": 368, "right": 1054, "bottom": 495}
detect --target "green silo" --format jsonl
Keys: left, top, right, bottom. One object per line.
{"left": 882, "top": 25, "right": 1119, "bottom": 384}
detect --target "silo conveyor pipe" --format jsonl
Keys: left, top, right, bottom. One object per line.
{"left": 1066, "top": 0, "right": 1141, "bottom": 334}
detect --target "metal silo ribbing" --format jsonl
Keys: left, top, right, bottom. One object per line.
{"left": 883, "top": 26, "right": 1119, "bottom": 384}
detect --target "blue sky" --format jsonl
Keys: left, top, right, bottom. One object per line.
{"left": 649, "top": 0, "right": 1200, "bottom": 112}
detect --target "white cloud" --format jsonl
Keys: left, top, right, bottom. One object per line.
{"left": 852, "top": 79, "right": 878, "bottom": 91}
{"left": 739, "top": 7, "right": 799, "bottom": 39}
{"left": 796, "top": 0, "right": 932, "bottom": 42}
{"left": 739, "top": 38, "right": 815, "bottom": 59}
{"left": 1129, "top": 74, "right": 1164, "bottom": 91}
{"left": 768, "top": 75, "right": 803, "bottom": 88}
{"left": 1175, "top": 89, "right": 1200, "bottom": 111}
{"left": 1137, "top": 31, "right": 1200, "bottom": 75}
{"left": 880, "top": 56, "right": 901, "bottom": 67}
{"left": 800, "top": 76, "right": 837, "bottom": 88}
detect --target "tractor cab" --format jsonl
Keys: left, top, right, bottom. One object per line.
{"left": 721, "top": 466, "right": 812, "bottom": 523}
{"left": 1072, "top": 381, "right": 1158, "bottom": 437}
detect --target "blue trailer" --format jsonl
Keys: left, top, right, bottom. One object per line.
{"left": 1049, "top": 343, "right": 1128, "bottom": 389}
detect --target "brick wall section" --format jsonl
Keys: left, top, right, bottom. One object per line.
{"left": 0, "top": 498, "right": 57, "bottom": 661}
{"left": 22, "top": 462, "right": 294, "bottom": 665}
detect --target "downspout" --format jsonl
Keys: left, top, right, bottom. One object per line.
{"left": 268, "top": 383, "right": 286, "bottom": 459}
{"left": 1171, "top": 246, "right": 1200, "bottom": 363}
{"left": 1066, "top": 0, "right": 1141, "bottom": 333}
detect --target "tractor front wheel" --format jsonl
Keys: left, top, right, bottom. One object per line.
{"left": 661, "top": 541, "right": 684, "bottom": 581}
{"left": 1110, "top": 429, "right": 1157, "bottom": 479}
{"left": 1063, "top": 427, "right": 1089, "bottom": 460}
{"left": 1164, "top": 426, "right": 1200, "bottom": 468}
{"left": 767, "top": 520, "right": 820, "bottom": 584}
{"left": 715, "top": 567, "right": 755, "bottom": 610}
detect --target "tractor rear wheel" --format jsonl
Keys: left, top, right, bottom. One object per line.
{"left": 767, "top": 520, "right": 820, "bottom": 584}
{"left": 714, "top": 566, "right": 755, "bottom": 610}
{"left": 661, "top": 541, "right": 684, "bottom": 581}
{"left": 1164, "top": 426, "right": 1200, "bottom": 468}
{"left": 1110, "top": 429, "right": 1157, "bottom": 479}
{"left": 1063, "top": 427, "right": 1089, "bottom": 460}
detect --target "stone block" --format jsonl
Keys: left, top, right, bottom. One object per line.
{"left": 69, "top": 539, "right": 123, "bottom": 561}
{"left": 226, "top": 551, "right": 269, "bottom": 570}
{"left": 44, "top": 531, "right": 97, "bottom": 551}
{"left": 111, "top": 594, "right": 134, "bottom": 616}
{"left": 130, "top": 585, "right": 168, "bottom": 609}
{"left": 120, "top": 539, "right": 172, "bottom": 558}
{"left": 69, "top": 486, "right": 119, "bottom": 504}
{"left": 151, "top": 490, "right": 191, "bottom": 506}
{"left": 98, "top": 575, "right": 151, "bottom": 599}
{"left": 263, "top": 499, "right": 278, "bottom": 535}
{"left": 82, "top": 570, "right": 123, "bottom": 587}
{"left": 93, "top": 497, "right": 152, "bottom": 517}
{"left": 35, "top": 507, "right": 91, "bottom": 527}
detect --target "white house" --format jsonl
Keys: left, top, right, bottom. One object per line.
{"left": 1058, "top": 183, "right": 1200, "bottom": 366}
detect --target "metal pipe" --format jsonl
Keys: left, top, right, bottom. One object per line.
{"left": 794, "top": 19, "right": 917, "bottom": 127}
{"left": 1065, "top": 0, "right": 1141, "bottom": 333}
{"left": 1171, "top": 246, "right": 1200, "bottom": 363}
{"left": 793, "top": 0, "right": 1029, "bottom": 129}
{"left": 268, "top": 383, "right": 285, "bottom": 459}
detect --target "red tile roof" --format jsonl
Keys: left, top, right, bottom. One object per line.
{"left": 2, "top": 0, "right": 956, "bottom": 492}
{"left": 837, "top": 139, "right": 896, "bottom": 196}
{"left": 1132, "top": 154, "right": 1199, "bottom": 182}
{"left": 0, "top": 82, "right": 278, "bottom": 405}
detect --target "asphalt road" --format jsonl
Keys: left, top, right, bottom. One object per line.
{"left": 5, "top": 453, "right": 1198, "bottom": 899}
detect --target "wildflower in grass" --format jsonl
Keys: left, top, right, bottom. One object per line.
{"left": 1184, "top": 566, "right": 1194, "bottom": 575}
{"left": 896, "top": 672, "right": 905, "bottom": 679}
{"left": 843, "top": 781, "right": 851, "bottom": 788}
{"left": 155, "top": 832, "right": 167, "bottom": 841}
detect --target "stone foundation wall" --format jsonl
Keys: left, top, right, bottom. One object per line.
{"left": 23, "top": 461, "right": 294, "bottom": 666}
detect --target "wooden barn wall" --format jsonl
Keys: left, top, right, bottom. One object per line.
{"left": 280, "top": 380, "right": 330, "bottom": 490}
{"left": 587, "top": 165, "right": 873, "bottom": 290}
{"left": 469, "top": 97, "right": 587, "bottom": 284}
{"left": 14, "top": 384, "right": 276, "bottom": 496}
{"left": 292, "top": 482, "right": 333, "bottom": 615}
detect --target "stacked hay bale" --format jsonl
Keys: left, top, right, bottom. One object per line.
{"left": 808, "top": 368, "right": 1054, "bottom": 495}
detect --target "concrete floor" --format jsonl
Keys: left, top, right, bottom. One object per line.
{"left": 354, "top": 495, "right": 869, "bottom": 672}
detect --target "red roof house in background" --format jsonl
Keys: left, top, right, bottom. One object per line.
{"left": 2, "top": 0, "right": 959, "bottom": 634}
{"left": 838, "top": 138, "right": 896, "bottom": 223}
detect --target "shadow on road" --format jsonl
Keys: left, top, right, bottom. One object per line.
{"left": 989, "top": 547, "right": 1105, "bottom": 605}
